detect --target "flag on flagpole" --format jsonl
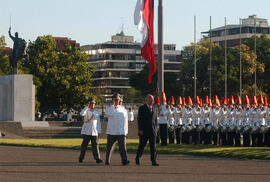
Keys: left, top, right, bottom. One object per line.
{"left": 134, "top": 0, "right": 155, "bottom": 84}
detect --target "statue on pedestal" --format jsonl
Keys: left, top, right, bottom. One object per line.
{"left": 8, "top": 27, "right": 27, "bottom": 74}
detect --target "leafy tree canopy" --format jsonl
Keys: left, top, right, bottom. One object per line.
{"left": 0, "top": 36, "right": 9, "bottom": 75}
{"left": 25, "top": 35, "right": 95, "bottom": 117}
{"left": 179, "top": 39, "right": 265, "bottom": 98}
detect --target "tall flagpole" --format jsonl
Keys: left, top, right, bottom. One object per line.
{"left": 158, "top": 0, "right": 164, "bottom": 97}
{"left": 194, "top": 16, "right": 197, "bottom": 98}
{"left": 254, "top": 18, "right": 257, "bottom": 96}
{"left": 209, "top": 16, "right": 212, "bottom": 99}
{"left": 225, "top": 17, "right": 227, "bottom": 98}
{"left": 239, "top": 18, "right": 242, "bottom": 99}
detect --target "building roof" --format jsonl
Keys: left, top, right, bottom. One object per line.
{"left": 202, "top": 15, "right": 270, "bottom": 34}
{"left": 202, "top": 24, "right": 270, "bottom": 34}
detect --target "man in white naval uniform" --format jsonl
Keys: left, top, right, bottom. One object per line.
{"left": 242, "top": 105, "right": 251, "bottom": 147}
{"left": 105, "top": 93, "right": 129, "bottom": 165}
{"left": 78, "top": 98, "right": 103, "bottom": 163}
{"left": 158, "top": 97, "right": 171, "bottom": 146}
{"left": 249, "top": 103, "right": 257, "bottom": 147}
{"left": 256, "top": 105, "right": 266, "bottom": 146}
{"left": 233, "top": 106, "right": 242, "bottom": 146}
{"left": 191, "top": 105, "right": 201, "bottom": 144}
{"left": 227, "top": 105, "right": 235, "bottom": 146}
{"left": 167, "top": 100, "right": 175, "bottom": 144}
{"left": 201, "top": 104, "right": 211, "bottom": 145}
{"left": 127, "top": 108, "right": 134, "bottom": 122}
{"left": 219, "top": 104, "right": 227, "bottom": 146}
{"left": 182, "top": 105, "right": 192, "bottom": 144}
{"left": 210, "top": 105, "right": 220, "bottom": 145}
{"left": 174, "top": 104, "right": 183, "bottom": 144}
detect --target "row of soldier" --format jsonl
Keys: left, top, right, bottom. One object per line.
{"left": 154, "top": 93, "right": 270, "bottom": 147}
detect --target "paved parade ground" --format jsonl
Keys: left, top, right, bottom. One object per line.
{"left": 0, "top": 146, "right": 270, "bottom": 182}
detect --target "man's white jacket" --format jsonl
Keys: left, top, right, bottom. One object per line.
{"left": 105, "top": 105, "right": 128, "bottom": 135}
{"left": 158, "top": 104, "right": 171, "bottom": 124}
{"left": 80, "top": 107, "right": 101, "bottom": 136}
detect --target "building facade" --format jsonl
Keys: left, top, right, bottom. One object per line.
{"left": 3, "top": 47, "right": 12, "bottom": 55}
{"left": 53, "top": 37, "right": 80, "bottom": 51}
{"left": 81, "top": 31, "right": 181, "bottom": 100}
{"left": 202, "top": 15, "right": 270, "bottom": 47}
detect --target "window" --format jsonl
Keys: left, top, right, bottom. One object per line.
{"left": 113, "top": 62, "right": 129, "bottom": 69}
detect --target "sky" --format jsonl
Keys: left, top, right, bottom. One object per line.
{"left": 1, "top": 0, "right": 270, "bottom": 50}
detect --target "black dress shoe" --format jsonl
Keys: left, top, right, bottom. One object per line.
{"left": 152, "top": 162, "right": 159, "bottom": 166}
{"left": 122, "top": 160, "right": 130, "bottom": 166}
{"left": 96, "top": 159, "right": 103, "bottom": 164}
{"left": 78, "top": 159, "right": 83, "bottom": 163}
{"left": 105, "top": 161, "right": 110, "bottom": 165}
{"left": 135, "top": 157, "right": 140, "bottom": 165}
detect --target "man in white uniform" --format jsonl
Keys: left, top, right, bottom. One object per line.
{"left": 242, "top": 97, "right": 251, "bottom": 147}
{"left": 210, "top": 103, "right": 220, "bottom": 145}
{"left": 174, "top": 97, "right": 183, "bottom": 144}
{"left": 105, "top": 93, "right": 129, "bottom": 165}
{"left": 78, "top": 98, "right": 102, "bottom": 164}
{"left": 201, "top": 103, "right": 211, "bottom": 145}
{"left": 158, "top": 92, "right": 171, "bottom": 146}
{"left": 191, "top": 103, "right": 201, "bottom": 144}
{"left": 128, "top": 108, "right": 134, "bottom": 122}
{"left": 167, "top": 98, "right": 175, "bottom": 144}
{"left": 219, "top": 103, "right": 227, "bottom": 146}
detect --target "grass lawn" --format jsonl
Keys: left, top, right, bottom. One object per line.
{"left": 0, "top": 138, "right": 270, "bottom": 160}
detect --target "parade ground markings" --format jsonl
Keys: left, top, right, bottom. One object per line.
{"left": 0, "top": 138, "right": 270, "bottom": 160}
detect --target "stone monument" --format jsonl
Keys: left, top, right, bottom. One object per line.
{"left": 0, "top": 28, "right": 48, "bottom": 128}
{"left": 0, "top": 74, "right": 35, "bottom": 122}
{"left": 8, "top": 27, "right": 27, "bottom": 74}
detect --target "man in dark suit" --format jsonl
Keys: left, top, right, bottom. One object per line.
{"left": 135, "top": 94, "right": 159, "bottom": 166}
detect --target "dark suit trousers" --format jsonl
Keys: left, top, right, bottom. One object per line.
{"left": 79, "top": 135, "right": 100, "bottom": 161}
{"left": 136, "top": 134, "right": 157, "bottom": 163}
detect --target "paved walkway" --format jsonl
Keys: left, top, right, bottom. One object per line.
{"left": 0, "top": 146, "right": 270, "bottom": 182}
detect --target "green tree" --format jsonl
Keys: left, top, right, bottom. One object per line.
{"left": 25, "top": 35, "right": 95, "bottom": 118}
{"left": 244, "top": 35, "right": 270, "bottom": 94}
{"left": 179, "top": 40, "right": 264, "bottom": 98}
{"left": 129, "top": 63, "right": 180, "bottom": 98}
{"left": 123, "top": 87, "right": 144, "bottom": 103}
{"left": 0, "top": 36, "right": 9, "bottom": 75}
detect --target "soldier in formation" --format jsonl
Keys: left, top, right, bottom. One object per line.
{"left": 153, "top": 92, "right": 270, "bottom": 147}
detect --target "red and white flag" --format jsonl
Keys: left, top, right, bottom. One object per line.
{"left": 134, "top": 0, "right": 155, "bottom": 84}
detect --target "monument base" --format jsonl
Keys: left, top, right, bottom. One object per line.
{"left": 20, "top": 121, "right": 49, "bottom": 127}
{"left": 0, "top": 121, "right": 24, "bottom": 138}
{"left": 0, "top": 74, "right": 35, "bottom": 122}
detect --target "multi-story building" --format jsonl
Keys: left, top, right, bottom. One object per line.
{"left": 81, "top": 31, "right": 181, "bottom": 100}
{"left": 53, "top": 37, "right": 80, "bottom": 51}
{"left": 202, "top": 15, "right": 270, "bottom": 47}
